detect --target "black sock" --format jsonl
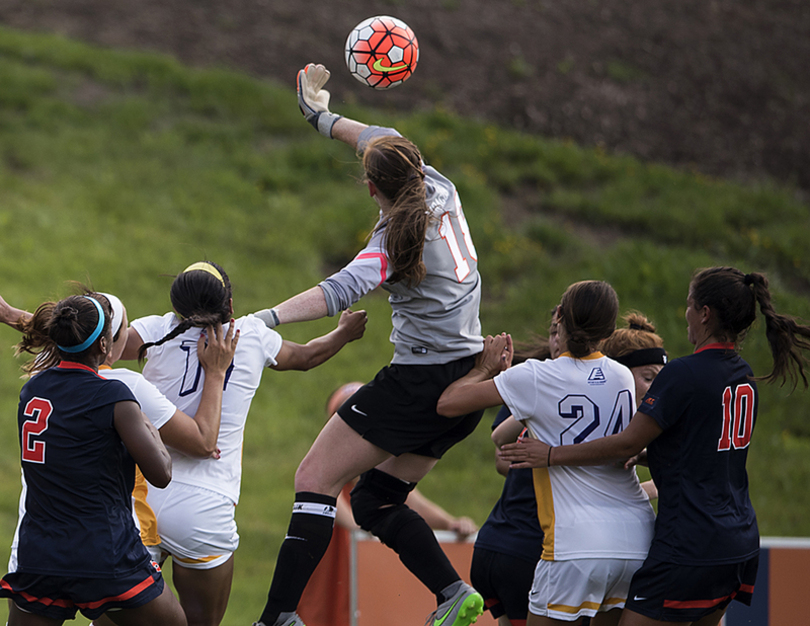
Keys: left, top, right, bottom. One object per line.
{"left": 383, "top": 506, "right": 460, "bottom": 601}
{"left": 259, "top": 492, "right": 337, "bottom": 625}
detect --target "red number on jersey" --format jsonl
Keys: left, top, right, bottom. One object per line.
{"left": 717, "top": 383, "right": 755, "bottom": 451}
{"left": 21, "top": 397, "right": 53, "bottom": 464}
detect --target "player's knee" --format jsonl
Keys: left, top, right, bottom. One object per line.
{"left": 350, "top": 468, "right": 416, "bottom": 534}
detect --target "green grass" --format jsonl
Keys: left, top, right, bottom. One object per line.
{"left": 1, "top": 26, "right": 809, "bottom": 624}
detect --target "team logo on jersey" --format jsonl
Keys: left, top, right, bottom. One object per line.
{"left": 643, "top": 395, "right": 658, "bottom": 409}
{"left": 587, "top": 367, "right": 607, "bottom": 385}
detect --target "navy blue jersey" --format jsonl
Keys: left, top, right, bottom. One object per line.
{"left": 638, "top": 345, "right": 759, "bottom": 565}
{"left": 474, "top": 406, "right": 544, "bottom": 564}
{"left": 15, "top": 362, "right": 151, "bottom": 577}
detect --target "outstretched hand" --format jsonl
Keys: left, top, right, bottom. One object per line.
{"left": 297, "top": 63, "right": 343, "bottom": 138}
{"left": 498, "top": 437, "right": 551, "bottom": 469}
{"left": 337, "top": 308, "right": 368, "bottom": 343}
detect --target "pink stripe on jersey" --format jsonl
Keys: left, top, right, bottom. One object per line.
{"left": 357, "top": 252, "right": 388, "bottom": 286}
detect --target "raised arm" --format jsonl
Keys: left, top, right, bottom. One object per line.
{"left": 156, "top": 321, "right": 239, "bottom": 458}
{"left": 297, "top": 63, "right": 368, "bottom": 149}
{"left": 114, "top": 400, "right": 172, "bottom": 488}
{"left": 271, "top": 308, "right": 367, "bottom": 371}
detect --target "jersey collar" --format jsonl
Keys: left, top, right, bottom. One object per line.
{"left": 58, "top": 361, "right": 102, "bottom": 376}
{"left": 694, "top": 342, "right": 735, "bottom": 354}
{"left": 559, "top": 351, "right": 604, "bottom": 360}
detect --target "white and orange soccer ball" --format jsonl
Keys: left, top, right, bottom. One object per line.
{"left": 344, "top": 16, "right": 419, "bottom": 90}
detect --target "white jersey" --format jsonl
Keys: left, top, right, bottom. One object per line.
{"left": 131, "top": 313, "right": 283, "bottom": 503}
{"left": 494, "top": 353, "right": 655, "bottom": 561}
{"left": 100, "top": 366, "right": 176, "bottom": 430}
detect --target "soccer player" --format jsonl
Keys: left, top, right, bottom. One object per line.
{"left": 252, "top": 63, "right": 486, "bottom": 626}
{"left": 499, "top": 267, "right": 810, "bottom": 625}
{"left": 120, "top": 261, "right": 366, "bottom": 626}
{"left": 0, "top": 294, "right": 186, "bottom": 626}
{"left": 438, "top": 280, "right": 656, "bottom": 626}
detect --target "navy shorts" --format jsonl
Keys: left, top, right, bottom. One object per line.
{"left": 625, "top": 554, "right": 758, "bottom": 622}
{"left": 0, "top": 559, "right": 164, "bottom": 621}
{"left": 470, "top": 547, "right": 536, "bottom": 621}
{"left": 337, "top": 356, "right": 484, "bottom": 458}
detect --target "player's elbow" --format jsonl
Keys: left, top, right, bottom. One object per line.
{"left": 436, "top": 396, "right": 462, "bottom": 418}
{"left": 143, "top": 463, "right": 172, "bottom": 489}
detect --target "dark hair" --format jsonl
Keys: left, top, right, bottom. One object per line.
{"left": 512, "top": 306, "right": 559, "bottom": 364}
{"left": 138, "top": 261, "right": 232, "bottom": 362}
{"left": 16, "top": 293, "right": 112, "bottom": 374}
{"left": 691, "top": 267, "right": 810, "bottom": 389}
{"left": 601, "top": 311, "right": 666, "bottom": 358}
{"left": 363, "top": 135, "right": 429, "bottom": 287}
{"left": 558, "top": 281, "right": 619, "bottom": 358}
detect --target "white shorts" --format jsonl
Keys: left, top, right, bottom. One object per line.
{"left": 145, "top": 482, "right": 239, "bottom": 570}
{"left": 529, "top": 557, "right": 644, "bottom": 621}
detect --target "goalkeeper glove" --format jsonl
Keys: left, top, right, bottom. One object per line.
{"left": 297, "top": 63, "right": 342, "bottom": 138}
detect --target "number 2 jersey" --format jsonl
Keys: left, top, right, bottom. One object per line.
{"left": 131, "top": 313, "right": 283, "bottom": 504}
{"left": 318, "top": 125, "right": 482, "bottom": 366}
{"left": 637, "top": 345, "right": 759, "bottom": 565}
{"left": 494, "top": 352, "right": 655, "bottom": 562}
{"left": 14, "top": 362, "right": 148, "bottom": 577}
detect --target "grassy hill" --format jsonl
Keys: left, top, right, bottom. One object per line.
{"left": 0, "top": 27, "right": 809, "bottom": 624}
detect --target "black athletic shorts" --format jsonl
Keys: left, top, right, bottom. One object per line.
{"left": 0, "top": 559, "right": 164, "bottom": 621}
{"left": 337, "top": 356, "right": 484, "bottom": 458}
{"left": 625, "top": 554, "right": 758, "bottom": 622}
{"left": 471, "top": 547, "right": 536, "bottom": 621}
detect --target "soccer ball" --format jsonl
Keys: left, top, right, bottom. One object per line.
{"left": 344, "top": 16, "right": 419, "bottom": 90}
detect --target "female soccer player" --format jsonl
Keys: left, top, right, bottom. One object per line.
{"left": 438, "top": 280, "right": 656, "bottom": 626}
{"left": 500, "top": 267, "right": 810, "bottom": 625}
{"left": 121, "top": 261, "right": 366, "bottom": 626}
{"left": 0, "top": 294, "right": 186, "bottom": 626}
{"left": 470, "top": 312, "right": 558, "bottom": 626}
{"left": 252, "top": 63, "right": 486, "bottom": 626}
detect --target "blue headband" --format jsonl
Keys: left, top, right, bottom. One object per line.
{"left": 58, "top": 296, "right": 106, "bottom": 353}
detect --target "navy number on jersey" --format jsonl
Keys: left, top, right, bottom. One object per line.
{"left": 178, "top": 339, "right": 234, "bottom": 397}
{"left": 717, "top": 383, "right": 755, "bottom": 451}
{"left": 558, "top": 390, "right": 634, "bottom": 445}
{"left": 21, "top": 397, "right": 53, "bottom": 464}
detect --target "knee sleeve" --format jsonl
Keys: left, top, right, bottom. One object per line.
{"left": 350, "top": 468, "right": 417, "bottom": 540}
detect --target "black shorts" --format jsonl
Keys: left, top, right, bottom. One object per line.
{"left": 625, "top": 554, "right": 758, "bottom": 622}
{"left": 0, "top": 560, "right": 164, "bottom": 621}
{"left": 337, "top": 356, "right": 484, "bottom": 458}
{"left": 470, "top": 547, "right": 536, "bottom": 621}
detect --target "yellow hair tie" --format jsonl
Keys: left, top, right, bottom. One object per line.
{"left": 183, "top": 262, "right": 225, "bottom": 287}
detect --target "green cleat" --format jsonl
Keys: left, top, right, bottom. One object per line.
{"left": 426, "top": 583, "right": 484, "bottom": 626}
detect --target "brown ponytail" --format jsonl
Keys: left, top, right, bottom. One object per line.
{"left": 363, "top": 135, "right": 430, "bottom": 287}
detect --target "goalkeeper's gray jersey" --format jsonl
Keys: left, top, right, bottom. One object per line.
{"left": 319, "top": 126, "right": 483, "bottom": 365}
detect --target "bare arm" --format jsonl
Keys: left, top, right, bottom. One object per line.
{"left": 436, "top": 334, "right": 512, "bottom": 417}
{"left": 114, "top": 400, "right": 172, "bottom": 488}
{"left": 0, "top": 295, "right": 31, "bottom": 330}
{"left": 157, "top": 322, "right": 239, "bottom": 457}
{"left": 272, "top": 286, "right": 330, "bottom": 325}
{"left": 499, "top": 411, "right": 663, "bottom": 469}
{"left": 120, "top": 327, "right": 145, "bottom": 361}
{"left": 271, "top": 308, "right": 367, "bottom": 371}
{"left": 330, "top": 117, "right": 369, "bottom": 150}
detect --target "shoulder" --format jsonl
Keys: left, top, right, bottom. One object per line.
{"left": 130, "top": 312, "right": 179, "bottom": 338}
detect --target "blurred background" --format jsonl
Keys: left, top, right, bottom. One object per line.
{"left": 0, "top": 1, "right": 808, "bottom": 623}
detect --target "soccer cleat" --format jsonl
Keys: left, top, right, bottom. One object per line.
{"left": 426, "top": 582, "right": 484, "bottom": 626}
{"left": 252, "top": 613, "right": 306, "bottom": 626}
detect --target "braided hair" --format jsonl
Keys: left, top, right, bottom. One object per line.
{"left": 138, "top": 261, "right": 232, "bottom": 363}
